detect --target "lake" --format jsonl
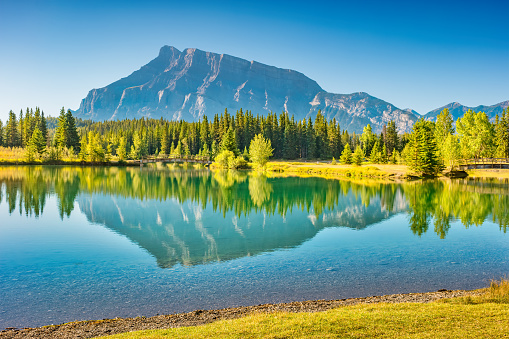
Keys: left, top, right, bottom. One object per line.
{"left": 0, "top": 165, "right": 508, "bottom": 330}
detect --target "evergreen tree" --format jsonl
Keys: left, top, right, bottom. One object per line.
{"left": 19, "top": 110, "right": 25, "bottom": 147}
{"left": 339, "top": 142, "right": 352, "bottom": 164}
{"left": 283, "top": 122, "right": 298, "bottom": 159}
{"left": 30, "top": 128, "right": 46, "bottom": 155}
{"left": 360, "top": 124, "right": 376, "bottom": 157}
{"left": 86, "top": 131, "right": 105, "bottom": 162}
{"left": 385, "top": 121, "right": 398, "bottom": 154}
{"left": 220, "top": 127, "right": 239, "bottom": 156}
{"left": 381, "top": 143, "right": 388, "bottom": 164}
{"left": 55, "top": 107, "right": 67, "bottom": 148}
{"left": 5, "top": 110, "right": 19, "bottom": 147}
{"left": 65, "top": 110, "right": 80, "bottom": 150}
{"left": 40, "top": 112, "right": 48, "bottom": 146}
{"left": 406, "top": 119, "right": 440, "bottom": 176}
{"left": 352, "top": 145, "right": 364, "bottom": 166}
{"left": 370, "top": 139, "right": 381, "bottom": 164}
{"left": 0, "top": 120, "right": 3, "bottom": 146}
{"left": 494, "top": 109, "right": 509, "bottom": 157}
{"left": 306, "top": 118, "right": 316, "bottom": 159}
{"left": 160, "top": 127, "right": 169, "bottom": 155}
{"left": 117, "top": 136, "right": 127, "bottom": 160}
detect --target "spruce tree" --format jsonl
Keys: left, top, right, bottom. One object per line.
{"left": 65, "top": 110, "right": 80, "bottom": 150}
{"left": 340, "top": 142, "right": 352, "bottom": 164}
{"left": 5, "top": 110, "right": 19, "bottom": 147}
{"left": 220, "top": 127, "right": 239, "bottom": 156}
{"left": 352, "top": 145, "right": 364, "bottom": 166}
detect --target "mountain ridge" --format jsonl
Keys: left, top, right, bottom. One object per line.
{"left": 74, "top": 45, "right": 508, "bottom": 133}
{"left": 423, "top": 100, "right": 509, "bottom": 121}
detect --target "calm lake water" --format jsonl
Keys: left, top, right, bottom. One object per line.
{"left": 0, "top": 165, "right": 508, "bottom": 329}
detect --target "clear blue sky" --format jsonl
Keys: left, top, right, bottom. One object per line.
{"left": 0, "top": 0, "right": 508, "bottom": 121}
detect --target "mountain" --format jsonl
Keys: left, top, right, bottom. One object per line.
{"left": 74, "top": 46, "right": 418, "bottom": 133}
{"left": 424, "top": 101, "right": 509, "bottom": 121}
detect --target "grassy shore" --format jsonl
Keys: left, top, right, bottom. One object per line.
{"left": 265, "top": 161, "right": 411, "bottom": 179}
{"left": 97, "top": 280, "right": 509, "bottom": 339}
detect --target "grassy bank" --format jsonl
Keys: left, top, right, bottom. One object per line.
{"left": 97, "top": 280, "right": 509, "bottom": 339}
{"left": 466, "top": 169, "right": 509, "bottom": 179}
{"left": 265, "top": 161, "right": 411, "bottom": 179}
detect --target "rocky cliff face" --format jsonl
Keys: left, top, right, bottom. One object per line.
{"left": 75, "top": 45, "right": 419, "bottom": 133}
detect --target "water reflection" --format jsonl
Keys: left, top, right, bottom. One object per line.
{"left": 0, "top": 166, "right": 507, "bottom": 267}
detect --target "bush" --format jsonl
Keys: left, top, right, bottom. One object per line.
{"left": 214, "top": 150, "right": 235, "bottom": 169}
{"left": 229, "top": 156, "right": 249, "bottom": 169}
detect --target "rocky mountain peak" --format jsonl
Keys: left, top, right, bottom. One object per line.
{"left": 74, "top": 45, "right": 422, "bottom": 133}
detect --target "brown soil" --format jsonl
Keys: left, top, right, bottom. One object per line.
{"left": 0, "top": 289, "right": 482, "bottom": 339}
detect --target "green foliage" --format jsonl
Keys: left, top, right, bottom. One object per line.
{"left": 360, "top": 124, "right": 376, "bottom": 157}
{"left": 5, "top": 110, "right": 19, "bottom": 147}
{"left": 220, "top": 127, "right": 239, "bottom": 156}
{"left": 456, "top": 110, "right": 495, "bottom": 159}
{"left": 352, "top": 145, "right": 364, "bottom": 166}
{"left": 406, "top": 119, "right": 441, "bottom": 176}
{"left": 249, "top": 133, "right": 273, "bottom": 169}
{"left": 340, "top": 142, "right": 352, "bottom": 164}
{"left": 26, "top": 128, "right": 46, "bottom": 161}
{"left": 214, "top": 150, "right": 249, "bottom": 169}
{"left": 86, "top": 131, "right": 105, "bottom": 162}
{"left": 117, "top": 136, "right": 127, "bottom": 160}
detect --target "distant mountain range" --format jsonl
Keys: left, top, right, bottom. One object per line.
{"left": 74, "top": 45, "right": 508, "bottom": 133}
{"left": 423, "top": 101, "right": 509, "bottom": 121}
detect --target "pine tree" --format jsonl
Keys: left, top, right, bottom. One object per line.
{"left": 339, "top": 142, "right": 352, "bottom": 164}
{"left": 385, "top": 121, "right": 399, "bottom": 154}
{"left": 160, "top": 127, "right": 169, "bottom": 155}
{"left": 370, "top": 139, "right": 381, "bottom": 164}
{"left": 360, "top": 124, "right": 375, "bottom": 157}
{"left": 406, "top": 119, "right": 440, "bottom": 176}
{"left": 5, "top": 110, "right": 19, "bottom": 147}
{"left": 0, "top": 120, "right": 3, "bottom": 146}
{"left": 39, "top": 112, "right": 48, "bottom": 146}
{"left": 220, "top": 127, "right": 239, "bottom": 156}
{"left": 352, "top": 145, "right": 364, "bottom": 166}
{"left": 381, "top": 143, "right": 388, "bottom": 164}
{"left": 65, "top": 110, "right": 80, "bottom": 151}
{"left": 19, "top": 110, "right": 25, "bottom": 147}
{"left": 117, "top": 136, "right": 127, "bottom": 160}
{"left": 55, "top": 107, "right": 68, "bottom": 148}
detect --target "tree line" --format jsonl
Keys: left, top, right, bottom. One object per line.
{"left": 0, "top": 106, "right": 508, "bottom": 175}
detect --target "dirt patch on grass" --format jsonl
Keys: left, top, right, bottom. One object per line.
{"left": 0, "top": 289, "right": 483, "bottom": 339}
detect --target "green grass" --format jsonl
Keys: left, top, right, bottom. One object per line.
{"left": 97, "top": 280, "right": 509, "bottom": 339}
{"left": 265, "top": 161, "right": 409, "bottom": 179}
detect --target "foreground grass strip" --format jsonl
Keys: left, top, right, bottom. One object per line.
{"left": 98, "top": 302, "right": 509, "bottom": 339}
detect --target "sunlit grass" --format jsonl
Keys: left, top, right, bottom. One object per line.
{"left": 265, "top": 161, "right": 409, "bottom": 179}
{"left": 98, "top": 280, "right": 509, "bottom": 339}
{"left": 466, "top": 169, "right": 509, "bottom": 179}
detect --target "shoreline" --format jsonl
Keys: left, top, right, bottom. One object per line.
{"left": 2, "top": 161, "right": 508, "bottom": 181}
{"left": 0, "top": 289, "right": 483, "bottom": 339}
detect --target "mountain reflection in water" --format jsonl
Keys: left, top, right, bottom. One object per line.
{"left": 0, "top": 166, "right": 507, "bottom": 267}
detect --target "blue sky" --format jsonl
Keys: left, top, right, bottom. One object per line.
{"left": 0, "top": 0, "right": 508, "bottom": 121}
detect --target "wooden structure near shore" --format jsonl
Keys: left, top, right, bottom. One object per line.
{"left": 139, "top": 154, "right": 212, "bottom": 167}
{"left": 458, "top": 158, "right": 509, "bottom": 170}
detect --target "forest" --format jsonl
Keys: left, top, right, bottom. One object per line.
{"left": 0, "top": 106, "right": 508, "bottom": 176}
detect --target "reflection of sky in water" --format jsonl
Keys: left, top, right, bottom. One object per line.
{"left": 0, "top": 170, "right": 508, "bottom": 330}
